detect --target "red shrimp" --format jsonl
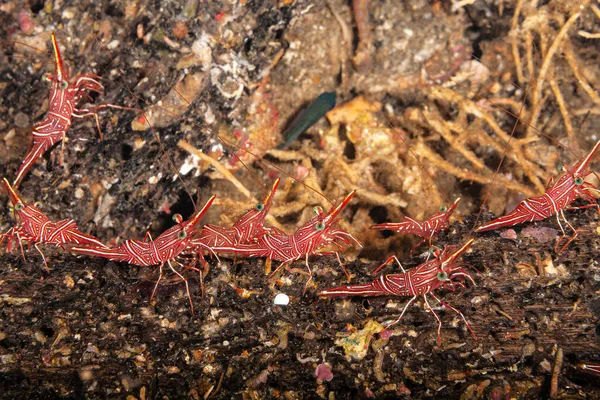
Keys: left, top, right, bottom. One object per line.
{"left": 13, "top": 32, "right": 134, "bottom": 187}
{"left": 1, "top": 177, "right": 107, "bottom": 268}
{"left": 194, "top": 178, "right": 281, "bottom": 247}
{"left": 475, "top": 140, "right": 600, "bottom": 252}
{"left": 70, "top": 195, "right": 216, "bottom": 311}
{"left": 372, "top": 198, "right": 461, "bottom": 255}
{"left": 319, "top": 239, "right": 476, "bottom": 346}
{"left": 204, "top": 191, "right": 361, "bottom": 290}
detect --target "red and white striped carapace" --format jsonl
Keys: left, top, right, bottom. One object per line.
{"left": 475, "top": 140, "right": 600, "bottom": 252}
{"left": 372, "top": 198, "right": 461, "bottom": 255}
{"left": 207, "top": 190, "right": 361, "bottom": 287}
{"left": 319, "top": 238, "right": 476, "bottom": 346}
{"left": 1, "top": 177, "right": 107, "bottom": 268}
{"left": 70, "top": 195, "right": 216, "bottom": 311}
{"left": 193, "top": 178, "right": 281, "bottom": 247}
{"left": 13, "top": 32, "right": 133, "bottom": 187}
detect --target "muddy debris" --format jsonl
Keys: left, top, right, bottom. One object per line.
{"left": 1, "top": 0, "right": 600, "bottom": 398}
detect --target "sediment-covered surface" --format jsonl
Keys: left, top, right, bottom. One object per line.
{"left": 1, "top": 0, "right": 600, "bottom": 398}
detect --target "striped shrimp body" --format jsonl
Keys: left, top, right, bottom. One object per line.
{"left": 207, "top": 191, "right": 361, "bottom": 289}
{"left": 193, "top": 178, "right": 281, "bottom": 248}
{"left": 70, "top": 195, "right": 216, "bottom": 311}
{"left": 319, "top": 239, "right": 476, "bottom": 346}
{"left": 1, "top": 178, "right": 107, "bottom": 268}
{"left": 372, "top": 198, "right": 461, "bottom": 255}
{"left": 475, "top": 140, "right": 600, "bottom": 252}
{"left": 13, "top": 32, "right": 133, "bottom": 187}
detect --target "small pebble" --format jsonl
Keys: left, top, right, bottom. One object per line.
{"left": 137, "top": 23, "right": 144, "bottom": 39}
{"left": 62, "top": 7, "right": 76, "bottom": 19}
{"left": 499, "top": 229, "right": 517, "bottom": 240}
{"left": 183, "top": 0, "right": 198, "bottom": 18}
{"left": 107, "top": 40, "right": 120, "bottom": 50}
{"left": 192, "top": 349, "right": 202, "bottom": 361}
{"left": 34, "top": 330, "right": 47, "bottom": 343}
{"left": 379, "top": 329, "right": 393, "bottom": 339}
{"left": 4, "top": 129, "right": 16, "bottom": 140}
{"left": 79, "top": 369, "right": 93, "bottom": 381}
{"left": 191, "top": 35, "right": 213, "bottom": 69}
{"left": 125, "top": 2, "right": 140, "bottom": 19}
{"left": 14, "top": 112, "right": 30, "bottom": 128}
{"left": 0, "top": 3, "right": 16, "bottom": 13}
{"left": 173, "top": 21, "right": 188, "bottom": 39}
{"left": 274, "top": 293, "right": 290, "bottom": 306}
{"left": 18, "top": 10, "right": 35, "bottom": 35}
{"left": 148, "top": 173, "right": 162, "bottom": 184}
{"left": 522, "top": 342, "right": 535, "bottom": 357}
{"left": 64, "top": 275, "right": 75, "bottom": 289}
{"left": 315, "top": 363, "right": 333, "bottom": 382}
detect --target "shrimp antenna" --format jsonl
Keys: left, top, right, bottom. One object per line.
{"left": 217, "top": 134, "right": 335, "bottom": 206}
{"left": 471, "top": 77, "right": 532, "bottom": 230}
{"left": 378, "top": 109, "right": 452, "bottom": 207}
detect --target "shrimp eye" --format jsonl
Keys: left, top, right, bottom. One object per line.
{"left": 43, "top": 74, "right": 53, "bottom": 82}
{"left": 178, "top": 230, "right": 187, "bottom": 239}
{"left": 313, "top": 206, "right": 323, "bottom": 215}
{"left": 575, "top": 177, "right": 584, "bottom": 185}
{"left": 315, "top": 221, "right": 325, "bottom": 231}
{"left": 14, "top": 202, "right": 24, "bottom": 211}
{"left": 172, "top": 213, "right": 183, "bottom": 223}
{"left": 255, "top": 203, "right": 264, "bottom": 211}
{"left": 437, "top": 271, "right": 448, "bottom": 281}
{"left": 557, "top": 164, "right": 564, "bottom": 172}
{"left": 439, "top": 205, "right": 448, "bottom": 212}
{"left": 34, "top": 201, "right": 43, "bottom": 209}
{"left": 428, "top": 247, "right": 435, "bottom": 254}
{"left": 60, "top": 80, "right": 69, "bottom": 90}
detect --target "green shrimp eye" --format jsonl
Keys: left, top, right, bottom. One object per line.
{"left": 255, "top": 203, "right": 264, "bottom": 211}
{"left": 34, "top": 202, "right": 43, "bottom": 209}
{"left": 14, "top": 203, "right": 24, "bottom": 211}
{"left": 60, "top": 80, "right": 68, "bottom": 90}
{"left": 557, "top": 164, "right": 564, "bottom": 172}
{"left": 428, "top": 247, "right": 435, "bottom": 254}
{"left": 315, "top": 221, "right": 325, "bottom": 231}
{"left": 178, "top": 230, "right": 187, "bottom": 239}
{"left": 43, "top": 74, "right": 52, "bottom": 82}
{"left": 575, "top": 177, "right": 584, "bottom": 185}
{"left": 313, "top": 206, "right": 323, "bottom": 215}
{"left": 437, "top": 271, "right": 448, "bottom": 281}
{"left": 172, "top": 214, "right": 183, "bottom": 223}
{"left": 440, "top": 205, "right": 448, "bottom": 212}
